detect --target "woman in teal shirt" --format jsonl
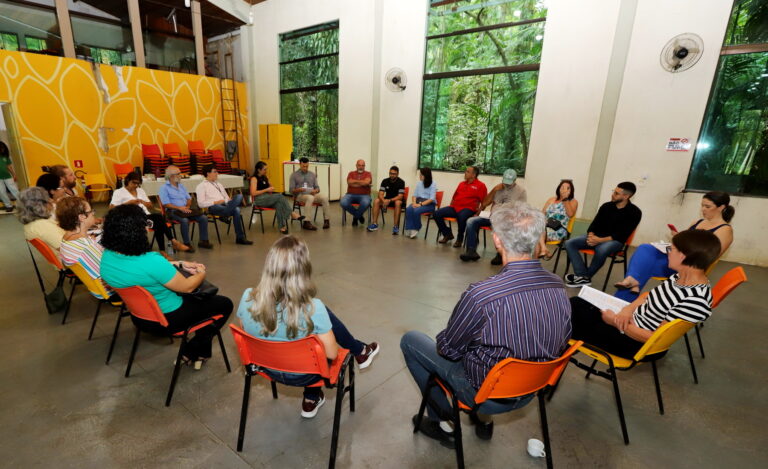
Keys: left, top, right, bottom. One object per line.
{"left": 237, "top": 236, "right": 379, "bottom": 418}
{"left": 100, "top": 204, "right": 232, "bottom": 368}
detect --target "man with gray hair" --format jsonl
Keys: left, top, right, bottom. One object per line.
{"left": 401, "top": 203, "right": 571, "bottom": 447}
{"left": 159, "top": 165, "right": 212, "bottom": 252}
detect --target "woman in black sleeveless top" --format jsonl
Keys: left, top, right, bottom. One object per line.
{"left": 249, "top": 162, "right": 304, "bottom": 234}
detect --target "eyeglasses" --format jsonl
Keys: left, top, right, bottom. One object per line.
{"left": 83, "top": 209, "right": 95, "bottom": 216}
{"left": 666, "top": 246, "right": 672, "bottom": 254}
{"left": 389, "top": 172, "right": 398, "bottom": 176}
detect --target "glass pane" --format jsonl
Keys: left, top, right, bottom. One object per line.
{"left": 71, "top": 15, "right": 134, "bottom": 66}
{"left": 0, "top": 32, "right": 18, "bottom": 51}
{"left": 419, "top": 71, "right": 538, "bottom": 175}
{"left": 428, "top": 0, "right": 546, "bottom": 36}
{"left": 687, "top": 52, "right": 768, "bottom": 196}
{"left": 425, "top": 21, "right": 544, "bottom": 73}
{"left": 280, "top": 55, "right": 339, "bottom": 89}
{"left": 0, "top": 1, "right": 63, "bottom": 56}
{"left": 144, "top": 33, "right": 196, "bottom": 74}
{"left": 280, "top": 26, "right": 339, "bottom": 62}
{"left": 723, "top": 0, "right": 768, "bottom": 46}
{"left": 281, "top": 89, "right": 338, "bottom": 163}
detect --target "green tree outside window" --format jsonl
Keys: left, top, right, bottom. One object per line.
{"left": 0, "top": 32, "right": 19, "bottom": 51}
{"left": 25, "top": 36, "right": 47, "bottom": 51}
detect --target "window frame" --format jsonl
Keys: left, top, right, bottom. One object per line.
{"left": 0, "top": 31, "right": 19, "bottom": 51}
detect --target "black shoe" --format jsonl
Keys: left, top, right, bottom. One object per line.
{"left": 460, "top": 250, "right": 480, "bottom": 262}
{"left": 469, "top": 412, "right": 494, "bottom": 440}
{"left": 4, "top": 206, "right": 13, "bottom": 213}
{"left": 198, "top": 240, "right": 213, "bottom": 250}
{"left": 219, "top": 216, "right": 231, "bottom": 225}
{"left": 490, "top": 253, "right": 502, "bottom": 265}
{"left": 412, "top": 415, "right": 455, "bottom": 449}
{"left": 236, "top": 238, "right": 253, "bottom": 245}
{"left": 357, "top": 216, "right": 366, "bottom": 225}
{"left": 566, "top": 275, "right": 591, "bottom": 288}
{"left": 438, "top": 233, "right": 454, "bottom": 244}
{"left": 352, "top": 217, "right": 359, "bottom": 227}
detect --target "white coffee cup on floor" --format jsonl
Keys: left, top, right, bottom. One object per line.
{"left": 527, "top": 438, "right": 546, "bottom": 458}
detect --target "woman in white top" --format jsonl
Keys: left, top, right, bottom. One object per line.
{"left": 110, "top": 172, "right": 188, "bottom": 252}
{"left": 17, "top": 186, "right": 65, "bottom": 252}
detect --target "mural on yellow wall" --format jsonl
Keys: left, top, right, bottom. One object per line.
{"left": 0, "top": 50, "right": 250, "bottom": 187}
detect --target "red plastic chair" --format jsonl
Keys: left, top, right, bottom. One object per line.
{"left": 229, "top": 324, "right": 355, "bottom": 467}
{"left": 189, "top": 140, "right": 213, "bottom": 174}
{"left": 142, "top": 143, "right": 169, "bottom": 175}
{"left": 163, "top": 143, "right": 191, "bottom": 175}
{"left": 340, "top": 191, "right": 373, "bottom": 226}
{"left": 414, "top": 341, "right": 583, "bottom": 469}
{"left": 211, "top": 149, "right": 233, "bottom": 174}
{"left": 248, "top": 204, "right": 276, "bottom": 233}
{"left": 566, "top": 230, "right": 638, "bottom": 291}
{"left": 27, "top": 238, "right": 78, "bottom": 320}
{"left": 115, "top": 286, "right": 230, "bottom": 406}
{"left": 422, "top": 191, "right": 445, "bottom": 239}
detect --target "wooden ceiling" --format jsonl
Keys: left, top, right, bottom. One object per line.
{"left": 77, "top": 0, "right": 246, "bottom": 37}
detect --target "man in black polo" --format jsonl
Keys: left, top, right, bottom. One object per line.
{"left": 367, "top": 165, "right": 405, "bottom": 235}
{"left": 564, "top": 181, "right": 642, "bottom": 287}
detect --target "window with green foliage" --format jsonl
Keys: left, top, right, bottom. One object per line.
{"left": 419, "top": 0, "right": 546, "bottom": 175}
{"left": 89, "top": 47, "right": 122, "bottom": 66}
{"left": 687, "top": 0, "right": 768, "bottom": 196}
{"left": 24, "top": 36, "right": 47, "bottom": 51}
{"left": 0, "top": 32, "right": 18, "bottom": 51}
{"left": 279, "top": 21, "right": 339, "bottom": 163}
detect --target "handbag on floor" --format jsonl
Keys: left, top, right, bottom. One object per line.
{"left": 45, "top": 285, "right": 67, "bottom": 313}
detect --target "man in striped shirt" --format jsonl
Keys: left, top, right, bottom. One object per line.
{"left": 402, "top": 203, "right": 572, "bottom": 447}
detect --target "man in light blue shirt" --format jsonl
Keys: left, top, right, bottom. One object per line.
{"left": 159, "top": 165, "right": 211, "bottom": 252}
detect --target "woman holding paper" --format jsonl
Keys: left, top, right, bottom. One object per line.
{"left": 569, "top": 230, "right": 720, "bottom": 358}
{"left": 613, "top": 191, "right": 734, "bottom": 301}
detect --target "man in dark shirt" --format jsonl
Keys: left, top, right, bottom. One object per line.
{"left": 564, "top": 181, "right": 642, "bottom": 287}
{"left": 367, "top": 165, "right": 405, "bottom": 234}
{"left": 401, "top": 203, "right": 572, "bottom": 447}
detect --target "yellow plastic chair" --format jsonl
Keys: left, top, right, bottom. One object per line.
{"left": 547, "top": 216, "right": 576, "bottom": 274}
{"left": 67, "top": 262, "right": 124, "bottom": 341}
{"left": 568, "top": 318, "right": 697, "bottom": 445}
{"left": 84, "top": 172, "right": 113, "bottom": 201}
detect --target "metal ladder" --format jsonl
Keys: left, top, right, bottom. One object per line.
{"left": 219, "top": 52, "right": 241, "bottom": 170}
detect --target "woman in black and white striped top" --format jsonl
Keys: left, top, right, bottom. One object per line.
{"left": 570, "top": 230, "right": 721, "bottom": 359}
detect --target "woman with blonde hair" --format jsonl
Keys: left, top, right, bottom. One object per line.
{"left": 236, "top": 235, "right": 379, "bottom": 418}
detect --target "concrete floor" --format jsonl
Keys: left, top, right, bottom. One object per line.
{"left": 1, "top": 204, "right": 766, "bottom": 468}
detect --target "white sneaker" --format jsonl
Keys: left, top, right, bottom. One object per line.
{"left": 409, "top": 230, "right": 418, "bottom": 239}
{"left": 301, "top": 391, "right": 326, "bottom": 418}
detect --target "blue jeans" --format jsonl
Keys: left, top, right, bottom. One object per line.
{"left": 340, "top": 194, "right": 371, "bottom": 220}
{"left": 565, "top": 235, "right": 623, "bottom": 278}
{"left": 0, "top": 178, "right": 20, "bottom": 207}
{"left": 207, "top": 193, "right": 245, "bottom": 238}
{"left": 400, "top": 331, "right": 533, "bottom": 421}
{"left": 614, "top": 243, "right": 674, "bottom": 302}
{"left": 464, "top": 216, "right": 491, "bottom": 250}
{"left": 404, "top": 203, "right": 435, "bottom": 231}
{"left": 433, "top": 207, "right": 475, "bottom": 242}
{"left": 264, "top": 309, "right": 365, "bottom": 400}
{"left": 167, "top": 211, "right": 209, "bottom": 245}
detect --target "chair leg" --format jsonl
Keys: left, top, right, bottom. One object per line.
{"left": 538, "top": 392, "right": 554, "bottom": 469}
{"left": 213, "top": 219, "right": 221, "bottom": 244}
{"left": 248, "top": 207, "right": 255, "bottom": 231}
{"left": 125, "top": 327, "right": 141, "bottom": 377}
{"left": 61, "top": 279, "right": 78, "bottom": 325}
{"left": 270, "top": 380, "right": 278, "bottom": 399}
{"left": 683, "top": 333, "right": 699, "bottom": 384}
{"left": 651, "top": 360, "right": 664, "bottom": 415}
{"left": 314, "top": 205, "right": 318, "bottom": 222}
{"left": 259, "top": 211, "right": 265, "bottom": 234}
{"left": 348, "top": 359, "right": 356, "bottom": 412}
{"left": 695, "top": 324, "right": 705, "bottom": 358}
{"left": 414, "top": 374, "right": 435, "bottom": 434}
{"left": 329, "top": 357, "right": 350, "bottom": 469}
{"left": 216, "top": 330, "right": 231, "bottom": 372}
{"left": 602, "top": 258, "right": 616, "bottom": 291}
{"left": 552, "top": 246, "right": 563, "bottom": 274}
{"left": 88, "top": 300, "right": 103, "bottom": 340}
{"left": 236, "top": 374, "right": 252, "bottom": 452}
{"left": 451, "top": 392, "right": 465, "bottom": 469}
{"left": 585, "top": 359, "right": 597, "bottom": 379}
{"left": 106, "top": 305, "right": 125, "bottom": 364}
{"left": 607, "top": 358, "right": 629, "bottom": 444}
{"left": 166, "top": 334, "right": 187, "bottom": 407}
{"left": 423, "top": 217, "right": 430, "bottom": 239}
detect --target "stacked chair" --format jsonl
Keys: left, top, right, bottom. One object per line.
{"left": 163, "top": 143, "right": 192, "bottom": 175}
{"left": 141, "top": 144, "right": 169, "bottom": 176}
{"left": 188, "top": 140, "right": 213, "bottom": 174}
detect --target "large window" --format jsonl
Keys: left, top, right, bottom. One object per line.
{"left": 0, "top": 31, "right": 17, "bottom": 50}
{"left": 687, "top": 0, "right": 768, "bottom": 196}
{"left": 418, "top": 0, "right": 546, "bottom": 175}
{"left": 279, "top": 21, "right": 339, "bottom": 163}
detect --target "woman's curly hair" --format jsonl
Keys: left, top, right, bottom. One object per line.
{"left": 16, "top": 187, "right": 52, "bottom": 224}
{"left": 101, "top": 204, "right": 151, "bottom": 256}
{"left": 56, "top": 196, "right": 89, "bottom": 231}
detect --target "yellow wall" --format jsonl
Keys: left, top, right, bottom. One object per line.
{"left": 0, "top": 50, "right": 250, "bottom": 186}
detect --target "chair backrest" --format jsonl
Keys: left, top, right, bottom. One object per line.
{"left": 114, "top": 286, "right": 168, "bottom": 327}
{"left": 68, "top": 262, "right": 111, "bottom": 299}
{"left": 28, "top": 238, "right": 64, "bottom": 270}
{"left": 632, "top": 319, "right": 695, "bottom": 361}
{"left": 623, "top": 229, "right": 637, "bottom": 250}
{"left": 704, "top": 255, "right": 723, "bottom": 277}
{"left": 141, "top": 143, "right": 161, "bottom": 157}
{"left": 402, "top": 186, "right": 410, "bottom": 204}
{"left": 163, "top": 143, "right": 182, "bottom": 157}
{"left": 473, "top": 341, "right": 584, "bottom": 404}
{"left": 85, "top": 173, "right": 109, "bottom": 187}
{"left": 711, "top": 266, "right": 747, "bottom": 309}
{"left": 229, "top": 324, "right": 332, "bottom": 378}
{"left": 210, "top": 149, "right": 225, "bottom": 162}
{"left": 565, "top": 216, "right": 576, "bottom": 234}
{"left": 113, "top": 163, "right": 134, "bottom": 178}
{"left": 188, "top": 140, "right": 207, "bottom": 155}
{"left": 435, "top": 191, "right": 444, "bottom": 209}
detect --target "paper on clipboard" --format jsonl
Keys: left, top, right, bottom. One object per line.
{"left": 578, "top": 286, "right": 629, "bottom": 313}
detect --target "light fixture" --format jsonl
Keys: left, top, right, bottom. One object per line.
{"left": 184, "top": 0, "right": 191, "bottom": 7}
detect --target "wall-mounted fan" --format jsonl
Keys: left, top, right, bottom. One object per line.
{"left": 660, "top": 33, "right": 704, "bottom": 73}
{"left": 385, "top": 68, "right": 407, "bottom": 91}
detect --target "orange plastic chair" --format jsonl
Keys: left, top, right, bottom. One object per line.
{"left": 67, "top": 262, "right": 123, "bottom": 340}
{"left": 114, "top": 286, "right": 230, "bottom": 406}
{"left": 189, "top": 141, "right": 213, "bottom": 174}
{"left": 142, "top": 143, "right": 169, "bottom": 175}
{"left": 569, "top": 319, "right": 697, "bottom": 444}
{"left": 211, "top": 149, "right": 233, "bottom": 174}
{"left": 163, "top": 143, "right": 191, "bottom": 174}
{"left": 378, "top": 186, "right": 408, "bottom": 228}
{"left": 188, "top": 140, "right": 211, "bottom": 157}
{"left": 141, "top": 143, "right": 162, "bottom": 157}
{"left": 421, "top": 190, "right": 444, "bottom": 239}
{"left": 229, "top": 324, "right": 354, "bottom": 467}
{"left": 113, "top": 162, "right": 134, "bottom": 179}
{"left": 414, "top": 341, "right": 583, "bottom": 469}
{"left": 340, "top": 190, "right": 373, "bottom": 226}
{"left": 27, "top": 238, "right": 78, "bottom": 319}
{"left": 566, "top": 229, "right": 638, "bottom": 291}
{"left": 248, "top": 203, "right": 276, "bottom": 233}
{"left": 162, "top": 142, "right": 182, "bottom": 157}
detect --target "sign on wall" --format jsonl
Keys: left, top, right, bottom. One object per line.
{"left": 666, "top": 138, "right": 691, "bottom": 152}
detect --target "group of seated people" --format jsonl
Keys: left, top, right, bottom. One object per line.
{"left": 15, "top": 160, "right": 736, "bottom": 452}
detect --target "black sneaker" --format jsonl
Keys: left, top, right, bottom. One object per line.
{"left": 198, "top": 240, "right": 214, "bottom": 250}
{"left": 352, "top": 217, "right": 359, "bottom": 227}
{"left": 469, "top": 412, "right": 494, "bottom": 440}
{"left": 357, "top": 216, "right": 366, "bottom": 225}
{"left": 490, "top": 253, "right": 502, "bottom": 265}
{"left": 460, "top": 250, "right": 480, "bottom": 262}
{"left": 565, "top": 275, "right": 591, "bottom": 288}
{"left": 236, "top": 238, "right": 253, "bottom": 245}
{"left": 355, "top": 342, "right": 380, "bottom": 369}
{"left": 301, "top": 390, "right": 325, "bottom": 418}
{"left": 412, "top": 415, "right": 455, "bottom": 449}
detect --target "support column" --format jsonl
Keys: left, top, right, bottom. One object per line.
{"left": 192, "top": 0, "right": 206, "bottom": 75}
{"left": 53, "top": 0, "right": 76, "bottom": 58}
{"left": 127, "top": 0, "right": 146, "bottom": 68}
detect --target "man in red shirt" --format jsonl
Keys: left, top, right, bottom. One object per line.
{"left": 340, "top": 159, "right": 373, "bottom": 226}
{"left": 434, "top": 166, "right": 487, "bottom": 247}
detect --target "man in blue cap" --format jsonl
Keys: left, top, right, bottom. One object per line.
{"left": 460, "top": 168, "right": 527, "bottom": 264}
